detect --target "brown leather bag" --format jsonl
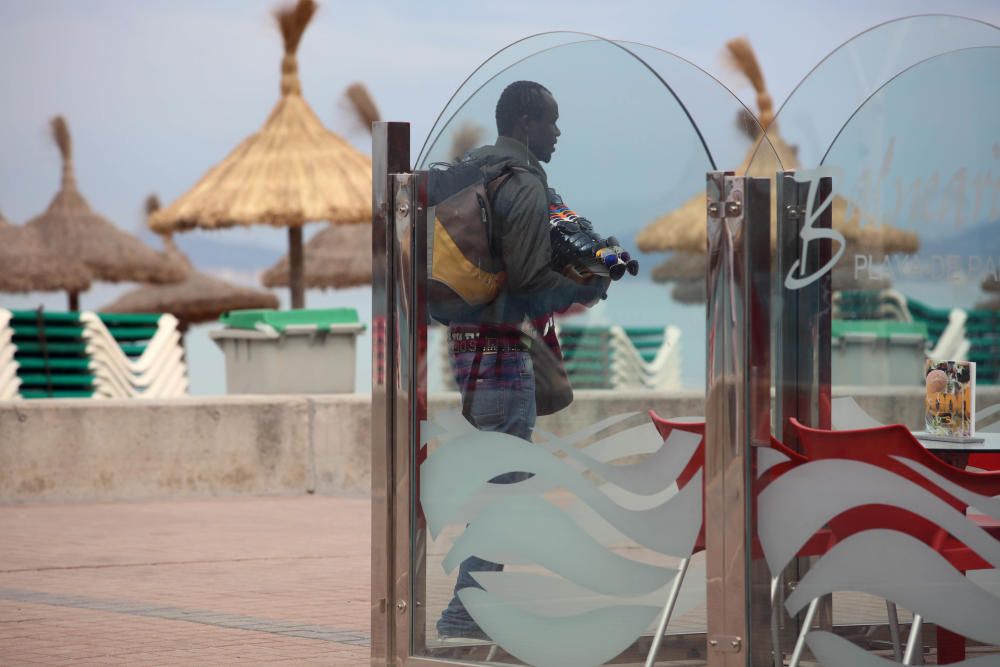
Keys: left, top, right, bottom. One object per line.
{"left": 530, "top": 316, "right": 573, "bottom": 416}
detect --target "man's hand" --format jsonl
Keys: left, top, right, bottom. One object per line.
{"left": 580, "top": 276, "right": 611, "bottom": 308}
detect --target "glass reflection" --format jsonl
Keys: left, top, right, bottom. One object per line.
{"left": 411, "top": 32, "right": 771, "bottom": 666}
{"left": 759, "top": 31, "right": 1000, "bottom": 667}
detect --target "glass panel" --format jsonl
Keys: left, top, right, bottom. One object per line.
{"left": 758, "top": 30, "right": 1000, "bottom": 667}
{"left": 409, "top": 32, "right": 779, "bottom": 666}
{"left": 752, "top": 14, "right": 1000, "bottom": 172}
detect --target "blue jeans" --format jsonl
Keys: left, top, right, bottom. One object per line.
{"left": 436, "top": 348, "right": 536, "bottom": 639}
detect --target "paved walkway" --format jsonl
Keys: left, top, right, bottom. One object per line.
{"left": 0, "top": 496, "right": 370, "bottom": 665}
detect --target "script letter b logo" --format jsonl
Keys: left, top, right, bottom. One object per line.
{"left": 784, "top": 169, "right": 846, "bottom": 290}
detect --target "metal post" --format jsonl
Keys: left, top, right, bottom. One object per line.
{"left": 704, "top": 172, "right": 771, "bottom": 666}
{"left": 388, "top": 169, "right": 429, "bottom": 664}
{"left": 371, "top": 121, "right": 410, "bottom": 667}
{"left": 774, "top": 171, "right": 835, "bottom": 648}
{"left": 774, "top": 171, "right": 833, "bottom": 447}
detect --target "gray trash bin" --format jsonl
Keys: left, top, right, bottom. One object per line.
{"left": 210, "top": 308, "right": 365, "bottom": 394}
{"left": 831, "top": 320, "right": 929, "bottom": 387}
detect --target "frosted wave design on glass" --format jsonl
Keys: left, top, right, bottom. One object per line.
{"left": 831, "top": 396, "right": 884, "bottom": 430}
{"left": 788, "top": 530, "right": 1000, "bottom": 644}
{"left": 756, "top": 445, "right": 790, "bottom": 477}
{"left": 807, "top": 630, "right": 1000, "bottom": 667}
{"left": 421, "top": 410, "right": 477, "bottom": 442}
{"left": 452, "top": 475, "right": 559, "bottom": 526}
{"left": 443, "top": 491, "right": 700, "bottom": 589}
{"left": 757, "top": 459, "right": 1000, "bottom": 574}
{"left": 419, "top": 412, "right": 703, "bottom": 667}
{"left": 471, "top": 568, "right": 703, "bottom": 621}
{"left": 571, "top": 420, "right": 698, "bottom": 461}
{"left": 531, "top": 411, "right": 638, "bottom": 446}
{"left": 591, "top": 479, "right": 681, "bottom": 511}
{"left": 421, "top": 427, "right": 703, "bottom": 557}
{"left": 458, "top": 587, "right": 661, "bottom": 667}
{"left": 537, "top": 426, "right": 699, "bottom": 495}
{"left": 894, "top": 457, "right": 1000, "bottom": 520}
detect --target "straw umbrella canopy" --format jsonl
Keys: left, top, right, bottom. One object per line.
{"left": 983, "top": 275, "right": 1000, "bottom": 293}
{"left": 261, "top": 82, "right": 379, "bottom": 291}
{"left": 636, "top": 38, "right": 920, "bottom": 262}
{"left": 24, "top": 116, "right": 187, "bottom": 310}
{"left": 103, "top": 196, "right": 278, "bottom": 329}
{"left": 651, "top": 239, "right": 890, "bottom": 305}
{"left": 651, "top": 252, "right": 705, "bottom": 283}
{"left": 670, "top": 279, "right": 707, "bottom": 305}
{"left": 149, "top": 0, "right": 372, "bottom": 309}
{"left": 262, "top": 223, "right": 372, "bottom": 290}
{"left": 0, "top": 212, "right": 91, "bottom": 295}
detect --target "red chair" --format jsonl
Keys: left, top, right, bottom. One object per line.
{"left": 645, "top": 413, "right": 846, "bottom": 667}
{"left": 790, "top": 418, "right": 1000, "bottom": 664}
{"left": 969, "top": 452, "right": 1000, "bottom": 471}
{"left": 643, "top": 413, "right": 705, "bottom": 667}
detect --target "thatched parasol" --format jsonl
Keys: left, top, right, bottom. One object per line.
{"left": 149, "top": 0, "right": 372, "bottom": 309}
{"left": 636, "top": 37, "right": 920, "bottom": 271}
{"left": 24, "top": 116, "right": 187, "bottom": 310}
{"left": 449, "top": 123, "right": 487, "bottom": 162}
{"left": 984, "top": 274, "right": 1000, "bottom": 293}
{"left": 262, "top": 223, "right": 372, "bottom": 290}
{"left": 651, "top": 252, "right": 705, "bottom": 283}
{"left": 343, "top": 82, "right": 381, "bottom": 134}
{"left": 670, "top": 279, "right": 707, "bottom": 305}
{"left": 0, "top": 212, "right": 91, "bottom": 295}
{"left": 635, "top": 37, "right": 796, "bottom": 255}
{"left": 261, "top": 82, "right": 379, "bottom": 291}
{"left": 103, "top": 196, "right": 278, "bottom": 328}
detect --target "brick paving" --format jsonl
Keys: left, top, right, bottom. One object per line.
{"left": 0, "top": 496, "right": 370, "bottom": 665}
{"left": 4, "top": 495, "right": 997, "bottom": 666}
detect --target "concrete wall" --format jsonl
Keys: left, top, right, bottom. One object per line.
{"left": 2, "top": 387, "right": 998, "bottom": 503}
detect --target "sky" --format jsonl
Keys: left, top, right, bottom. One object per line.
{"left": 2, "top": 0, "right": 998, "bottom": 249}
{"left": 1, "top": 1, "right": 998, "bottom": 394}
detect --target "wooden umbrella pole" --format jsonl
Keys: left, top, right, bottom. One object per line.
{"left": 288, "top": 225, "right": 305, "bottom": 309}
{"left": 68, "top": 290, "right": 80, "bottom": 312}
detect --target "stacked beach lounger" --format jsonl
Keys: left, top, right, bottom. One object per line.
{"left": 435, "top": 324, "right": 683, "bottom": 392}
{"left": 0, "top": 309, "right": 20, "bottom": 400}
{"left": 555, "top": 324, "right": 682, "bottom": 391}
{"left": 0, "top": 309, "right": 188, "bottom": 399}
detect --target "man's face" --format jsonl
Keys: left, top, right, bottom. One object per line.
{"left": 525, "top": 92, "right": 560, "bottom": 163}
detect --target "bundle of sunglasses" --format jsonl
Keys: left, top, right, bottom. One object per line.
{"left": 547, "top": 191, "right": 639, "bottom": 282}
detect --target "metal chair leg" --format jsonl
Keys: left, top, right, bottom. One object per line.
{"left": 903, "top": 614, "right": 923, "bottom": 665}
{"left": 788, "top": 597, "right": 819, "bottom": 667}
{"left": 770, "top": 576, "right": 783, "bottom": 667}
{"left": 644, "top": 557, "right": 690, "bottom": 667}
{"left": 886, "top": 601, "right": 902, "bottom": 662}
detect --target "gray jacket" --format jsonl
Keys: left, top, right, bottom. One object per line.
{"left": 465, "top": 136, "right": 605, "bottom": 325}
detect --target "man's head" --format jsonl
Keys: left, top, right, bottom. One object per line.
{"left": 495, "top": 81, "right": 560, "bottom": 163}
